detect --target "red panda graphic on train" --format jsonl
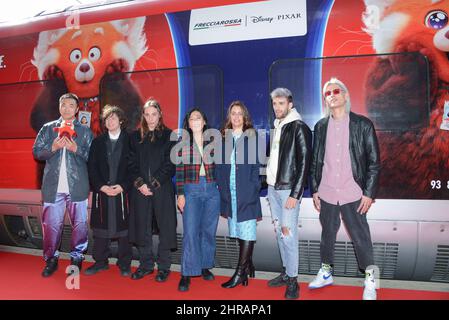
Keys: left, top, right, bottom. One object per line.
{"left": 30, "top": 17, "right": 148, "bottom": 136}
{"left": 363, "top": 0, "right": 449, "bottom": 198}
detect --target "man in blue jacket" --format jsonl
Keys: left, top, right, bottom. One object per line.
{"left": 33, "top": 93, "right": 93, "bottom": 277}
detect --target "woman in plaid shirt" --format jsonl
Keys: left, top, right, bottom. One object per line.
{"left": 176, "top": 108, "right": 220, "bottom": 292}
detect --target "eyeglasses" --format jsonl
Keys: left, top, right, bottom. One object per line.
{"left": 324, "top": 88, "right": 341, "bottom": 97}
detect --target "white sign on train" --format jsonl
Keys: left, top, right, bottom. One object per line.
{"left": 189, "top": 0, "right": 307, "bottom": 45}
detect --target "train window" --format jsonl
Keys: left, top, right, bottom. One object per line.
{"left": 0, "top": 66, "right": 223, "bottom": 140}
{"left": 99, "top": 65, "right": 224, "bottom": 131}
{"left": 0, "top": 80, "right": 57, "bottom": 139}
{"left": 269, "top": 52, "right": 430, "bottom": 132}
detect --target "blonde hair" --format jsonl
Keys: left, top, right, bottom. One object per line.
{"left": 322, "top": 77, "right": 351, "bottom": 117}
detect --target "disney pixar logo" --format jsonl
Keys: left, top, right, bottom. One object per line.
{"left": 250, "top": 13, "right": 301, "bottom": 24}
{"left": 0, "top": 54, "right": 5, "bottom": 69}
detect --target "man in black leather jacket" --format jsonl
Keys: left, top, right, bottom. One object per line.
{"left": 33, "top": 93, "right": 93, "bottom": 278}
{"left": 308, "top": 78, "right": 380, "bottom": 300}
{"left": 266, "top": 88, "right": 312, "bottom": 299}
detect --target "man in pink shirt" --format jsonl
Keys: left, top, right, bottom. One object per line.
{"left": 309, "top": 78, "right": 381, "bottom": 300}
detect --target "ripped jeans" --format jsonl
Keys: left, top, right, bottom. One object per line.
{"left": 267, "top": 186, "right": 300, "bottom": 277}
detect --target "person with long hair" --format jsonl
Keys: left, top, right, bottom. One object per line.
{"left": 309, "top": 78, "right": 380, "bottom": 300}
{"left": 128, "top": 98, "right": 177, "bottom": 283}
{"left": 85, "top": 105, "right": 133, "bottom": 276}
{"left": 175, "top": 108, "right": 220, "bottom": 292}
{"left": 216, "top": 101, "right": 262, "bottom": 288}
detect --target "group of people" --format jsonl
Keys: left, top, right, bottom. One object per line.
{"left": 32, "top": 77, "right": 380, "bottom": 300}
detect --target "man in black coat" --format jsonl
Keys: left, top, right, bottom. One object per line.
{"left": 85, "top": 105, "right": 133, "bottom": 276}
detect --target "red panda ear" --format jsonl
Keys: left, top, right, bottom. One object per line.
{"left": 32, "top": 29, "right": 67, "bottom": 80}
{"left": 109, "top": 17, "right": 147, "bottom": 71}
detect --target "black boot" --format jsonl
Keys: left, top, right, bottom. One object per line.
{"left": 242, "top": 239, "right": 256, "bottom": 278}
{"left": 42, "top": 257, "right": 58, "bottom": 277}
{"left": 221, "top": 239, "right": 254, "bottom": 288}
{"left": 267, "top": 267, "right": 288, "bottom": 287}
{"left": 201, "top": 269, "right": 215, "bottom": 281}
{"left": 285, "top": 276, "right": 299, "bottom": 299}
{"left": 246, "top": 246, "right": 255, "bottom": 278}
{"left": 178, "top": 276, "right": 191, "bottom": 292}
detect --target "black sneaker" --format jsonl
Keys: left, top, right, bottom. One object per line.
{"left": 131, "top": 267, "right": 154, "bottom": 280}
{"left": 42, "top": 257, "right": 58, "bottom": 277}
{"left": 267, "top": 272, "right": 288, "bottom": 287}
{"left": 119, "top": 266, "right": 131, "bottom": 277}
{"left": 178, "top": 276, "right": 190, "bottom": 292}
{"left": 285, "top": 277, "right": 299, "bottom": 299}
{"left": 201, "top": 269, "right": 215, "bottom": 281}
{"left": 84, "top": 263, "right": 109, "bottom": 275}
{"left": 155, "top": 269, "right": 170, "bottom": 282}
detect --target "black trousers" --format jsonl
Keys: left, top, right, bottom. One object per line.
{"left": 92, "top": 235, "right": 133, "bottom": 269}
{"left": 137, "top": 208, "right": 171, "bottom": 271}
{"left": 319, "top": 199, "right": 374, "bottom": 270}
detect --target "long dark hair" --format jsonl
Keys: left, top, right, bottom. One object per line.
{"left": 139, "top": 98, "right": 167, "bottom": 142}
{"left": 220, "top": 100, "right": 254, "bottom": 136}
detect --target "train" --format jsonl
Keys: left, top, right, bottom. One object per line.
{"left": 0, "top": 0, "right": 448, "bottom": 283}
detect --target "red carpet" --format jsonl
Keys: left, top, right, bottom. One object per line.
{"left": 1, "top": 251, "right": 448, "bottom": 300}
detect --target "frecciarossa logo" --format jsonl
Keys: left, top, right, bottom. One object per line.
{"left": 193, "top": 18, "right": 242, "bottom": 30}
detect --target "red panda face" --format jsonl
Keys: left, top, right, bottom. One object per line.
{"left": 51, "top": 23, "right": 124, "bottom": 98}
{"left": 32, "top": 17, "right": 147, "bottom": 99}
{"left": 398, "top": 1, "right": 449, "bottom": 82}
{"left": 366, "top": 0, "right": 449, "bottom": 82}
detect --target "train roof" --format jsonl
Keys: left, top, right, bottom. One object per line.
{"left": 0, "top": 0, "right": 263, "bottom": 38}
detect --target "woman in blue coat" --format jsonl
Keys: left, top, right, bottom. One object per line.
{"left": 216, "top": 101, "right": 262, "bottom": 288}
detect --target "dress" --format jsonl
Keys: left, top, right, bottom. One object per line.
{"left": 228, "top": 132, "right": 257, "bottom": 240}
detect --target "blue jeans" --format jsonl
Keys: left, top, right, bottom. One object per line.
{"left": 181, "top": 177, "right": 220, "bottom": 276}
{"left": 267, "top": 186, "right": 301, "bottom": 277}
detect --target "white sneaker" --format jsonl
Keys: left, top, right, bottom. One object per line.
{"left": 308, "top": 268, "right": 334, "bottom": 289}
{"left": 362, "top": 276, "right": 377, "bottom": 300}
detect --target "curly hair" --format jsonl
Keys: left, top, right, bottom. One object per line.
{"left": 101, "top": 104, "right": 127, "bottom": 131}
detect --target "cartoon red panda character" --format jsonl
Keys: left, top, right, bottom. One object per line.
{"left": 363, "top": 0, "right": 449, "bottom": 199}
{"left": 53, "top": 120, "right": 77, "bottom": 139}
{"left": 30, "top": 17, "right": 147, "bottom": 136}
